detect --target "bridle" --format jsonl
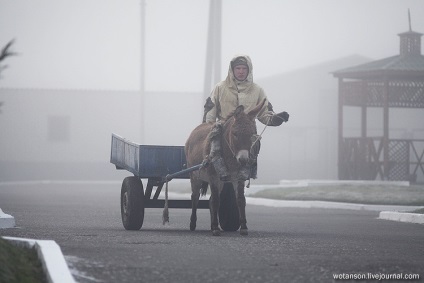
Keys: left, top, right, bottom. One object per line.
{"left": 222, "top": 113, "right": 273, "bottom": 159}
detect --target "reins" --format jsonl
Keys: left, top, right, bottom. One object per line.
{"left": 250, "top": 114, "right": 273, "bottom": 154}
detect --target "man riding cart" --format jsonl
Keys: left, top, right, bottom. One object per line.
{"left": 203, "top": 55, "right": 289, "bottom": 183}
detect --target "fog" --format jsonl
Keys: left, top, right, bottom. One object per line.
{"left": 1, "top": 0, "right": 424, "bottom": 183}
{"left": 2, "top": 0, "right": 424, "bottom": 90}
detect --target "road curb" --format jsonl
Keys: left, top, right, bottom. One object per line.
{"left": 245, "top": 197, "right": 424, "bottom": 225}
{"left": 0, "top": 208, "right": 15, "bottom": 229}
{"left": 2, "top": 236, "right": 76, "bottom": 283}
{"left": 379, "top": 211, "right": 424, "bottom": 224}
{"left": 245, "top": 197, "right": 422, "bottom": 212}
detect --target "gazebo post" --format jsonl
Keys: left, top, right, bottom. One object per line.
{"left": 361, "top": 81, "right": 367, "bottom": 139}
{"left": 383, "top": 78, "right": 390, "bottom": 180}
{"left": 360, "top": 83, "right": 368, "bottom": 179}
{"left": 338, "top": 77, "right": 344, "bottom": 180}
{"left": 361, "top": 106, "right": 367, "bottom": 138}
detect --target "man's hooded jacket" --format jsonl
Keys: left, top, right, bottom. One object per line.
{"left": 205, "top": 55, "right": 279, "bottom": 126}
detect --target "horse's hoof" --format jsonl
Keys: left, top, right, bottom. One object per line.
{"left": 240, "top": 228, "right": 248, "bottom": 236}
{"left": 212, "top": 229, "right": 221, "bottom": 236}
{"left": 190, "top": 222, "right": 196, "bottom": 231}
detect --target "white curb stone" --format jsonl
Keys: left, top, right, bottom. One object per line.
{"left": 278, "top": 179, "right": 410, "bottom": 187}
{"left": 0, "top": 208, "right": 15, "bottom": 228}
{"left": 245, "top": 197, "right": 423, "bottom": 212}
{"left": 3, "top": 236, "right": 76, "bottom": 283}
{"left": 379, "top": 211, "right": 424, "bottom": 224}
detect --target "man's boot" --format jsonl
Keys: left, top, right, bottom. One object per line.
{"left": 250, "top": 160, "right": 258, "bottom": 179}
{"left": 250, "top": 135, "right": 260, "bottom": 180}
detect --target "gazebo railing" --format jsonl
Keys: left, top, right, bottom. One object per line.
{"left": 341, "top": 80, "right": 424, "bottom": 108}
{"left": 339, "top": 137, "right": 424, "bottom": 183}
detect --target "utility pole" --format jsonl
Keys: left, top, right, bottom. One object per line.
{"left": 203, "top": 0, "right": 222, "bottom": 101}
{"left": 140, "top": 0, "right": 146, "bottom": 143}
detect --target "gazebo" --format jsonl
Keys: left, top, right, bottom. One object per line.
{"left": 333, "top": 23, "right": 424, "bottom": 183}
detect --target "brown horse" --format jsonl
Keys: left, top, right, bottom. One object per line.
{"left": 185, "top": 100, "right": 265, "bottom": 236}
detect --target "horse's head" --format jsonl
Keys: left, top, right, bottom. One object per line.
{"left": 226, "top": 99, "right": 265, "bottom": 165}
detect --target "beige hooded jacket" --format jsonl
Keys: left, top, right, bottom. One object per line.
{"left": 205, "top": 55, "right": 278, "bottom": 125}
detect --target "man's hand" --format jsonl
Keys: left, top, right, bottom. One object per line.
{"left": 271, "top": 111, "right": 289, "bottom": 126}
{"left": 277, "top": 111, "right": 289, "bottom": 122}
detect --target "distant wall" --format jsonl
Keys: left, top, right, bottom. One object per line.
{"left": 0, "top": 88, "right": 203, "bottom": 181}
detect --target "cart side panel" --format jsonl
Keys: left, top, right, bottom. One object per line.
{"left": 139, "top": 145, "right": 189, "bottom": 178}
{"left": 110, "top": 134, "right": 140, "bottom": 176}
{"left": 111, "top": 134, "right": 189, "bottom": 178}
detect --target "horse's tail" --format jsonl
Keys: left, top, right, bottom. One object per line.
{"left": 200, "top": 181, "right": 208, "bottom": 196}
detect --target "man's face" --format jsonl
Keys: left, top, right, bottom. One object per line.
{"left": 233, "top": 65, "right": 249, "bottom": 81}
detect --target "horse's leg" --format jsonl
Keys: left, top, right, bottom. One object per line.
{"left": 209, "top": 182, "right": 221, "bottom": 236}
{"left": 190, "top": 177, "right": 201, "bottom": 231}
{"left": 236, "top": 180, "right": 248, "bottom": 235}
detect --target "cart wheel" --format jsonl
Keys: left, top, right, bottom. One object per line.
{"left": 219, "top": 183, "right": 240, "bottom": 231}
{"left": 121, "top": 176, "right": 145, "bottom": 230}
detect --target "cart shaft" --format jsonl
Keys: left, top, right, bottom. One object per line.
{"left": 164, "top": 163, "right": 204, "bottom": 182}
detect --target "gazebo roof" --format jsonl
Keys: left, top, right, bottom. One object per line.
{"left": 333, "top": 54, "right": 424, "bottom": 79}
{"left": 333, "top": 29, "right": 424, "bottom": 79}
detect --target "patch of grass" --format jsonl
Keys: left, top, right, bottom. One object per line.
{"left": 0, "top": 237, "right": 47, "bottom": 283}
{"left": 251, "top": 184, "right": 424, "bottom": 206}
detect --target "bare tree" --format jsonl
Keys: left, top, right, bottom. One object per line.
{"left": 0, "top": 39, "right": 17, "bottom": 75}
{"left": 0, "top": 39, "right": 17, "bottom": 113}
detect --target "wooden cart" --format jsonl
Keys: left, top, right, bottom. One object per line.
{"left": 110, "top": 133, "right": 240, "bottom": 231}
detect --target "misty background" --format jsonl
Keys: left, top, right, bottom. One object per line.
{"left": 1, "top": 0, "right": 424, "bottom": 183}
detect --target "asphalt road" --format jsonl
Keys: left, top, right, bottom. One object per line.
{"left": 0, "top": 181, "right": 423, "bottom": 283}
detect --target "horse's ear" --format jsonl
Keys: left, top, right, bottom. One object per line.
{"left": 247, "top": 99, "right": 266, "bottom": 120}
{"left": 234, "top": 105, "right": 245, "bottom": 118}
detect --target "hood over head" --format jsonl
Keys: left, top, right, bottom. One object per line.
{"left": 231, "top": 56, "right": 249, "bottom": 70}
{"left": 225, "top": 55, "right": 254, "bottom": 92}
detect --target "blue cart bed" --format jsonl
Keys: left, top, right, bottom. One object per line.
{"left": 110, "top": 133, "right": 189, "bottom": 179}
{"left": 110, "top": 133, "right": 208, "bottom": 216}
